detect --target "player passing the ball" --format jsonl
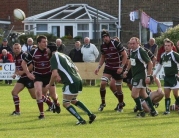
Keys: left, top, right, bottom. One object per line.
{"left": 46, "top": 42, "right": 96, "bottom": 125}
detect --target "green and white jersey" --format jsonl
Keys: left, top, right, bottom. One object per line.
{"left": 50, "top": 52, "right": 82, "bottom": 85}
{"left": 160, "top": 51, "right": 179, "bottom": 76}
{"left": 130, "top": 47, "right": 151, "bottom": 80}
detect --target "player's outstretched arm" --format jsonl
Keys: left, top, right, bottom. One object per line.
{"left": 154, "top": 77, "right": 162, "bottom": 88}
{"left": 49, "top": 69, "right": 60, "bottom": 85}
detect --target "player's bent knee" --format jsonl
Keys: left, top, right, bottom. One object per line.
{"left": 115, "top": 81, "right": 122, "bottom": 86}
{"left": 63, "top": 99, "right": 71, "bottom": 108}
{"left": 63, "top": 103, "right": 71, "bottom": 108}
{"left": 71, "top": 97, "right": 77, "bottom": 105}
{"left": 11, "top": 90, "right": 19, "bottom": 96}
{"left": 101, "top": 76, "right": 109, "bottom": 83}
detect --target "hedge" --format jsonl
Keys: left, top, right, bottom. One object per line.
{"left": 155, "top": 25, "right": 179, "bottom": 48}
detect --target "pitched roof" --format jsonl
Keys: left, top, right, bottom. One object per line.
{"left": 24, "top": 4, "right": 117, "bottom": 21}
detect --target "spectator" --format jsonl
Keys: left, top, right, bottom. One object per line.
{"left": 157, "top": 38, "right": 177, "bottom": 62}
{"left": 68, "top": 41, "right": 83, "bottom": 62}
{"left": 21, "top": 38, "right": 34, "bottom": 53}
{"left": 81, "top": 37, "right": 99, "bottom": 86}
{"left": 144, "top": 38, "right": 158, "bottom": 57}
{"left": 81, "top": 37, "right": 99, "bottom": 62}
{"left": 0, "top": 49, "right": 13, "bottom": 85}
{"left": 0, "top": 38, "right": 13, "bottom": 54}
{"left": 56, "top": 39, "right": 67, "bottom": 54}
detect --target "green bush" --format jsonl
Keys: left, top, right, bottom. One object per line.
{"left": 18, "top": 33, "right": 36, "bottom": 44}
{"left": 73, "top": 36, "right": 83, "bottom": 41}
{"left": 156, "top": 25, "right": 179, "bottom": 48}
{"left": 60, "top": 35, "right": 73, "bottom": 41}
{"left": 18, "top": 33, "right": 58, "bottom": 45}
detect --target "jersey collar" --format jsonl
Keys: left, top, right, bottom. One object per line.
{"left": 132, "top": 46, "right": 140, "bottom": 52}
{"left": 165, "top": 50, "right": 173, "bottom": 55}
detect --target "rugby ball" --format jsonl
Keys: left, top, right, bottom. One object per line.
{"left": 13, "top": 9, "right": 26, "bottom": 21}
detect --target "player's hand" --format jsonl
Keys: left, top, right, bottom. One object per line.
{"left": 56, "top": 75, "right": 61, "bottom": 83}
{"left": 11, "top": 74, "right": 16, "bottom": 79}
{"left": 123, "top": 71, "right": 128, "bottom": 78}
{"left": 94, "top": 69, "right": 99, "bottom": 75}
{"left": 117, "top": 68, "right": 123, "bottom": 74}
{"left": 27, "top": 73, "right": 35, "bottom": 80}
{"left": 153, "top": 75, "right": 156, "bottom": 79}
{"left": 16, "top": 70, "right": 24, "bottom": 76}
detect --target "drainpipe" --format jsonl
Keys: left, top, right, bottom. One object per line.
{"left": 118, "top": 0, "right": 121, "bottom": 39}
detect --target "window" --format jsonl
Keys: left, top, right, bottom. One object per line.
{"left": 109, "top": 32, "right": 117, "bottom": 37}
{"left": 36, "top": 24, "right": 47, "bottom": 31}
{"left": 77, "top": 24, "right": 89, "bottom": 30}
{"left": 77, "top": 24, "right": 89, "bottom": 38}
{"left": 109, "top": 24, "right": 116, "bottom": 30}
{"left": 30, "top": 25, "right": 33, "bottom": 30}
{"left": 77, "top": 32, "right": 89, "bottom": 38}
{"left": 25, "top": 25, "right": 29, "bottom": 30}
{"left": 36, "top": 32, "right": 48, "bottom": 35}
{"left": 101, "top": 24, "right": 108, "bottom": 30}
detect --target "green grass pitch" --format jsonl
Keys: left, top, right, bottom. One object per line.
{"left": 0, "top": 81, "right": 178, "bottom": 138}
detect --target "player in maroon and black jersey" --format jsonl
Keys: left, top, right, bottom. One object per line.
{"left": 22, "top": 35, "right": 60, "bottom": 119}
{"left": 11, "top": 43, "right": 53, "bottom": 116}
{"left": 94, "top": 30, "right": 127, "bottom": 112}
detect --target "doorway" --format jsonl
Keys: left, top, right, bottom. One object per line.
{"left": 65, "top": 26, "right": 73, "bottom": 37}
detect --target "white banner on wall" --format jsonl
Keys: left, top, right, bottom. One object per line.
{"left": 0, "top": 63, "right": 165, "bottom": 80}
{"left": 0, "top": 63, "right": 19, "bottom": 80}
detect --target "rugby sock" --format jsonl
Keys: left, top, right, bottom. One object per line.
{"left": 66, "top": 105, "right": 84, "bottom": 121}
{"left": 75, "top": 101, "right": 92, "bottom": 116}
{"left": 37, "top": 99, "right": 44, "bottom": 116}
{"left": 114, "top": 91, "right": 124, "bottom": 104}
{"left": 13, "top": 95, "right": 20, "bottom": 112}
{"left": 144, "top": 96, "right": 155, "bottom": 112}
{"left": 42, "top": 95, "right": 52, "bottom": 106}
{"left": 100, "top": 89, "right": 106, "bottom": 104}
{"left": 175, "top": 97, "right": 179, "bottom": 105}
{"left": 134, "top": 97, "right": 143, "bottom": 111}
{"left": 165, "top": 98, "right": 171, "bottom": 112}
